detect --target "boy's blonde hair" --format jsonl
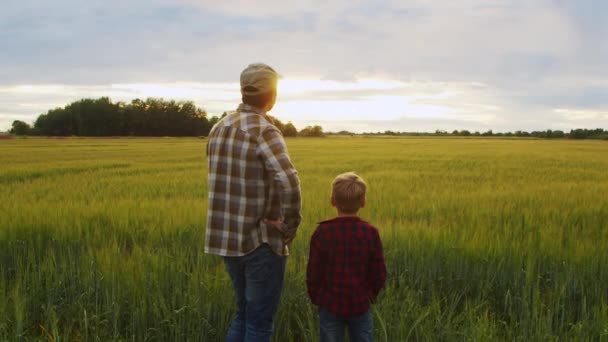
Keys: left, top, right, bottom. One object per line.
{"left": 332, "top": 172, "right": 367, "bottom": 214}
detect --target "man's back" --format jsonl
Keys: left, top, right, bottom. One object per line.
{"left": 205, "top": 104, "right": 301, "bottom": 257}
{"left": 208, "top": 63, "right": 301, "bottom": 342}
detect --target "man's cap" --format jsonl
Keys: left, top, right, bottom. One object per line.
{"left": 240, "top": 63, "right": 280, "bottom": 96}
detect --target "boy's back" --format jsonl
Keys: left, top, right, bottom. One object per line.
{"left": 306, "top": 171, "right": 386, "bottom": 342}
{"left": 307, "top": 216, "right": 386, "bottom": 316}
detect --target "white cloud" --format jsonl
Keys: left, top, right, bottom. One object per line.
{"left": 0, "top": 78, "right": 500, "bottom": 131}
{"left": 175, "top": 0, "right": 363, "bottom": 17}
{"left": 555, "top": 108, "right": 608, "bottom": 121}
{"left": 1, "top": 0, "right": 607, "bottom": 132}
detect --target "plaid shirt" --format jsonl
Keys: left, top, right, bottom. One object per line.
{"left": 306, "top": 216, "right": 387, "bottom": 316}
{"left": 205, "top": 104, "right": 301, "bottom": 257}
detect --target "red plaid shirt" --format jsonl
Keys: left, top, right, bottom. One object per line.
{"left": 306, "top": 216, "right": 387, "bottom": 316}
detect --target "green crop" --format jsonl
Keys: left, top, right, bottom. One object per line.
{"left": 1, "top": 137, "right": 607, "bottom": 341}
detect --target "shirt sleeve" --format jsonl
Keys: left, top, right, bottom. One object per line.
{"left": 368, "top": 228, "right": 387, "bottom": 303}
{"left": 306, "top": 227, "right": 324, "bottom": 305}
{"left": 257, "top": 126, "right": 302, "bottom": 232}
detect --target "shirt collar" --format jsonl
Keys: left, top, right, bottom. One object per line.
{"left": 319, "top": 216, "right": 363, "bottom": 224}
{"left": 237, "top": 103, "right": 266, "bottom": 116}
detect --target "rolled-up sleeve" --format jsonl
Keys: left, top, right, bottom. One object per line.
{"left": 257, "top": 127, "right": 302, "bottom": 231}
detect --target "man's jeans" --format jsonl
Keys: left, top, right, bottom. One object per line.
{"left": 319, "top": 306, "right": 374, "bottom": 342}
{"left": 224, "top": 244, "right": 286, "bottom": 342}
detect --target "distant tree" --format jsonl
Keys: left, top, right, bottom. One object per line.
{"left": 32, "top": 97, "right": 211, "bottom": 137}
{"left": 569, "top": 128, "right": 605, "bottom": 139}
{"left": 10, "top": 120, "right": 31, "bottom": 135}
{"left": 34, "top": 108, "right": 73, "bottom": 136}
{"left": 267, "top": 115, "right": 284, "bottom": 132}
{"left": 514, "top": 130, "right": 530, "bottom": 137}
{"left": 481, "top": 130, "right": 493, "bottom": 136}
{"left": 267, "top": 115, "right": 300, "bottom": 137}
{"left": 208, "top": 115, "right": 221, "bottom": 128}
{"left": 176, "top": 100, "right": 210, "bottom": 136}
{"left": 283, "top": 122, "right": 298, "bottom": 137}
{"left": 299, "top": 125, "right": 324, "bottom": 137}
{"left": 67, "top": 97, "right": 122, "bottom": 136}
{"left": 569, "top": 129, "right": 584, "bottom": 139}
{"left": 122, "top": 98, "right": 146, "bottom": 135}
{"left": 334, "top": 130, "right": 354, "bottom": 136}
{"left": 460, "top": 130, "right": 471, "bottom": 136}
{"left": 530, "top": 131, "right": 542, "bottom": 138}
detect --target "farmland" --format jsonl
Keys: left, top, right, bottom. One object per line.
{"left": 1, "top": 137, "right": 608, "bottom": 341}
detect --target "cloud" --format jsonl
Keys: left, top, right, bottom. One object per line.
{"left": 1, "top": 0, "right": 607, "bottom": 132}
{"left": 0, "top": 78, "right": 500, "bottom": 131}
{"left": 0, "top": 0, "right": 583, "bottom": 84}
{"left": 555, "top": 108, "right": 608, "bottom": 121}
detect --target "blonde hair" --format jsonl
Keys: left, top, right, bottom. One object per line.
{"left": 332, "top": 172, "right": 367, "bottom": 214}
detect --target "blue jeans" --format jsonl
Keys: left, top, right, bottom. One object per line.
{"left": 224, "top": 244, "right": 286, "bottom": 342}
{"left": 319, "top": 307, "right": 374, "bottom": 342}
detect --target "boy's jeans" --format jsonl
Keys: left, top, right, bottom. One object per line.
{"left": 319, "top": 306, "right": 374, "bottom": 342}
{"left": 223, "top": 244, "right": 286, "bottom": 342}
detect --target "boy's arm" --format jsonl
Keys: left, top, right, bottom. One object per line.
{"left": 257, "top": 126, "right": 302, "bottom": 236}
{"left": 306, "top": 228, "right": 324, "bottom": 305}
{"left": 368, "top": 228, "right": 387, "bottom": 303}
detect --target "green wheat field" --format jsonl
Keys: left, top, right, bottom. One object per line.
{"left": 1, "top": 137, "right": 608, "bottom": 341}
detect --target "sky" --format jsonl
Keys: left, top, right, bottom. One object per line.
{"left": 1, "top": 0, "right": 607, "bottom": 133}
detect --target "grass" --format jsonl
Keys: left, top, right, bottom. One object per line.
{"left": 1, "top": 136, "right": 608, "bottom": 341}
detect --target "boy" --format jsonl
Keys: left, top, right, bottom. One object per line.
{"left": 306, "top": 172, "right": 387, "bottom": 342}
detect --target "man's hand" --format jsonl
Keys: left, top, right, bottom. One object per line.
{"left": 282, "top": 232, "right": 296, "bottom": 246}
{"left": 263, "top": 218, "right": 296, "bottom": 245}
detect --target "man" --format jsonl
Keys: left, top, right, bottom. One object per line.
{"left": 205, "top": 63, "right": 302, "bottom": 342}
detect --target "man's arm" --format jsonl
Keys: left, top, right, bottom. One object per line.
{"left": 257, "top": 126, "right": 302, "bottom": 235}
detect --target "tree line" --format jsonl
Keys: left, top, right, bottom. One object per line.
{"left": 9, "top": 97, "right": 324, "bottom": 137}
{"left": 364, "top": 129, "right": 608, "bottom": 140}
{"left": 8, "top": 97, "right": 606, "bottom": 140}
{"left": 12, "top": 97, "right": 212, "bottom": 137}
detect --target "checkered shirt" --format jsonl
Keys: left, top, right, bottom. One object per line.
{"left": 306, "top": 216, "right": 387, "bottom": 316}
{"left": 205, "top": 104, "right": 301, "bottom": 257}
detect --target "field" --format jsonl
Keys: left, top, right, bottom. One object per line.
{"left": 1, "top": 136, "right": 608, "bottom": 341}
